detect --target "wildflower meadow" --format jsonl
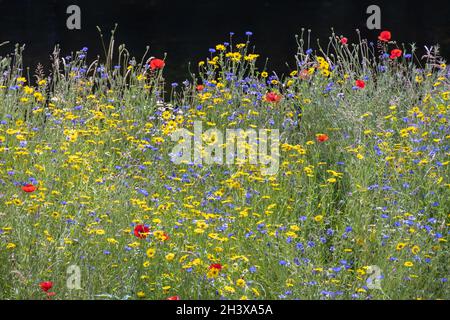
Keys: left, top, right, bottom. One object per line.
{"left": 0, "top": 29, "right": 448, "bottom": 300}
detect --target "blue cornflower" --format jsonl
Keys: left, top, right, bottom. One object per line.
{"left": 332, "top": 266, "right": 342, "bottom": 272}
{"left": 138, "top": 189, "right": 149, "bottom": 197}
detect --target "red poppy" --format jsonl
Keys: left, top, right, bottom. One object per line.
{"left": 390, "top": 49, "right": 403, "bottom": 59}
{"left": 355, "top": 80, "right": 365, "bottom": 89}
{"left": 22, "top": 184, "right": 37, "bottom": 193}
{"left": 150, "top": 58, "right": 165, "bottom": 70}
{"left": 134, "top": 224, "right": 150, "bottom": 239}
{"left": 265, "top": 92, "right": 282, "bottom": 103}
{"left": 340, "top": 37, "right": 348, "bottom": 45}
{"left": 167, "top": 295, "right": 181, "bottom": 300}
{"left": 196, "top": 84, "right": 205, "bottom": 91}
{"left": 209, "top": 263, "right": 223, "bottom": 270}
{"left": 378, "top": 31, "right": 391, "bottom": 42}
{"left": 39, "top": 281, "right": 53, "bottom": 292}
{"left": 316, "top": 134, "right": 329, "bottom": 143}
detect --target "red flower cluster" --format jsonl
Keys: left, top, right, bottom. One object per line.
{"left": 167, "top": 295, "right": 181, "bottom": 300}
{"left": 209, "top": 263, "right": 223, "bottom": 270}
{"left": 39, "top": 281, "right": 56, "bottom": 298}
{"left": 390, "top": 49, "right": 403, "bottom": 59}
{"left": 377, "top": 31, "right": 402, "bottom": 60}
{"left": 265, "top": 92, "right": 282, "bottom": 103}
{"left": 134, "top": 224, "right": 150, "bottom": 239}
{"left": 316, "top": 134, "right": 329, "bottom": 143}
{"left": 21, "top": 184, "right": 37, "bottom": 193}
{"left": 378, "top": 31, "right": 391, "bottom": 42}
{"left": 40, "top": 281, "right": 53, "bottom": 292}
{"left": 149, "top": 58, "right": 165, "bottom": 70}
{"left": 355, "top": 80, "right": 366, "bottom": 89}
{"left": 340, "top": 37, "right": 348, "bottom": 45}
{"left": 196, "top": 84, "right": 205, "bottom": 91}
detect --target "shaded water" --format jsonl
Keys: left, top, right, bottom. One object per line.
{"left": 0, "top": 0, "right": 449, "bottom": 82}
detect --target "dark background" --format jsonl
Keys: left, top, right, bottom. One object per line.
{"left": 0, "top": 0, "right": 449, "bottom": 82}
